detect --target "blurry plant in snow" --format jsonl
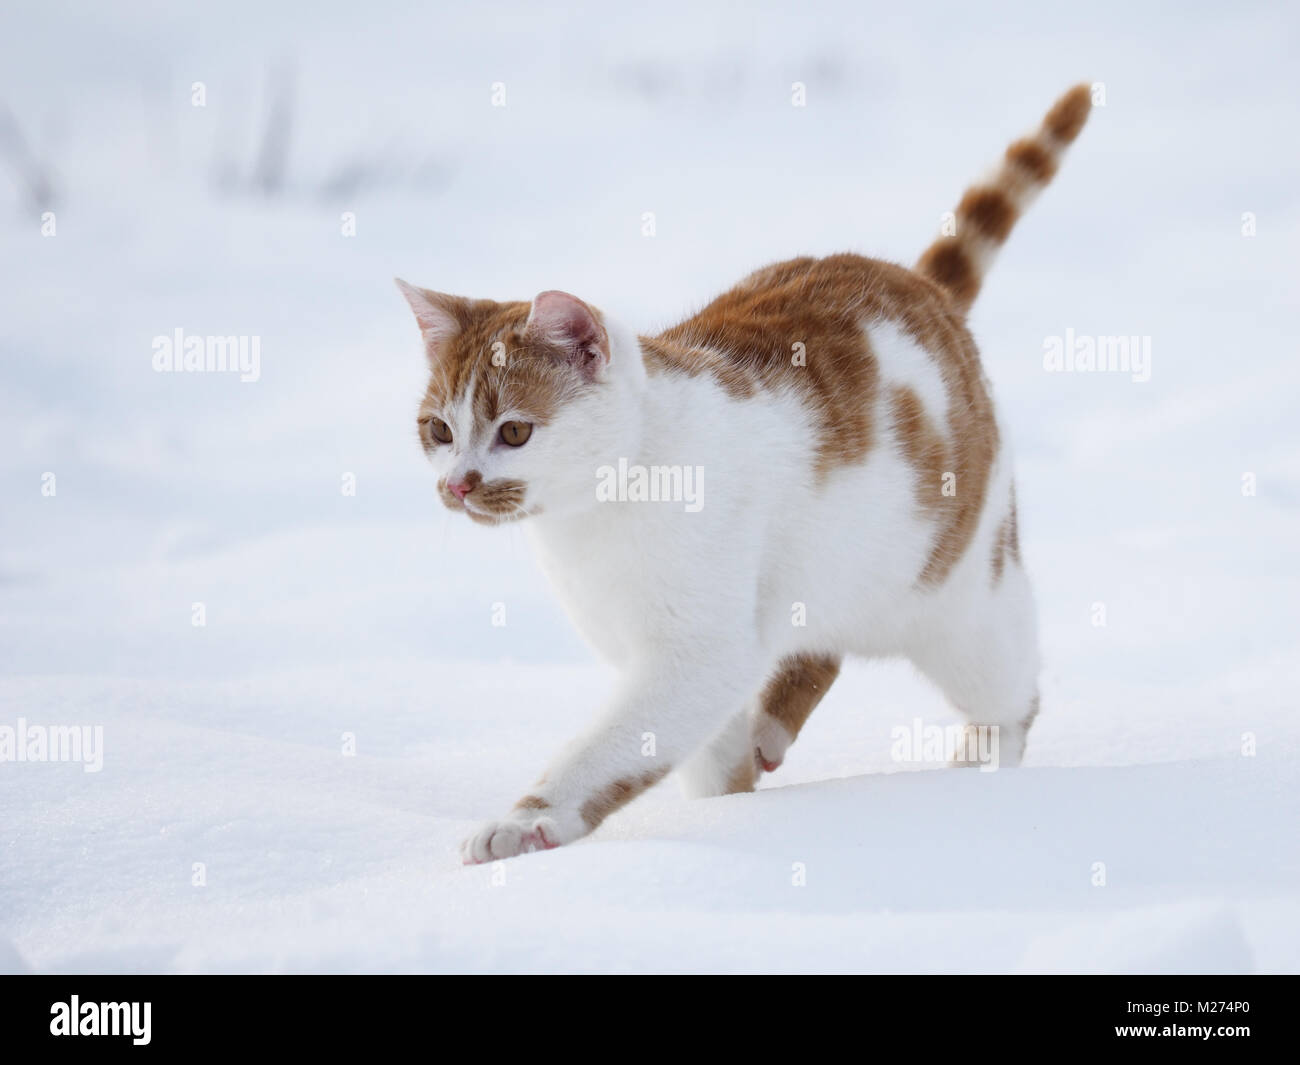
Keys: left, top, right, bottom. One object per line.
{"left": 211, "top": 61, "right": 455, "bottom": 203}
{"left": 0, "top": 103, "right": 58, "bottom": 212}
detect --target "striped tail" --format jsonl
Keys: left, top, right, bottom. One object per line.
{"left": 916, "top": 83, "right": 1093, "bottom": 314}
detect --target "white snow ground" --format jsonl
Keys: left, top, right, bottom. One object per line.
{"left": 1, "top": 0, "right": 1298, "bottom": 973}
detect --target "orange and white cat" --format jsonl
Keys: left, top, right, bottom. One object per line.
{"left": 399, "top": 85, "right": 1092, "bottom": 863}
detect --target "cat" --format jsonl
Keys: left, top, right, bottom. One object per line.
{"left": 398, "top": 84, "right": 1093, "bottom": 863}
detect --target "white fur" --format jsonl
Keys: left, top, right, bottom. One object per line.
{"left": 443, "top": 312, "right": 1039, "bottom": 862}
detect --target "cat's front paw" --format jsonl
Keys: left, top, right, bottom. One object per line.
{"left": 753, "top": 715, "right": 793, "bottom": 774}
{"left": 460, "top": 815, "right": 561, "bottom": 864}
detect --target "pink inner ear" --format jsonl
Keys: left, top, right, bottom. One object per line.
{"left": 395, "top": 278, "right": 460, "bottom": 348}
{"left": 527, "top": 291, "right": 607, "bottom": 354}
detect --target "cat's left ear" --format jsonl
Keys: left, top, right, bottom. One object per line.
{"left": 526, "top": 290, "right": 610, "bottom": 382}
{"left": 395, "top": 278, "right": 462, "bottom": 355}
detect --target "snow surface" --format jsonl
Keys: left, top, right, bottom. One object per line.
{"left": 1, "top": 0, "right": 1298, "bottom": 973}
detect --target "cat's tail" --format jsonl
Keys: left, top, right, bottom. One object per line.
{"left": 916, "top": 83, "right": 1093, "bottom": 315}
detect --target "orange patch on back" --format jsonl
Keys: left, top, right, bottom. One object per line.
{"left": 889, "top": 374, "right": 998, "bottom": 587}
{"left": 644, "top": 253, "right": 998, "bottom": 583}
{"left": 643, "top": 255, "right": 981, "bottom": 481}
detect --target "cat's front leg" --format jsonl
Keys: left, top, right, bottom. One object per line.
{"left": 460, "top": 644, "right": 761, "bottom": 863}
{"left": 459, "top": 806, "right": 568, "bottom": 864}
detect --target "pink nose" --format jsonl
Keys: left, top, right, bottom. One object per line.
{"left": 448, "top": 480, "right": 471, "bottom": 501}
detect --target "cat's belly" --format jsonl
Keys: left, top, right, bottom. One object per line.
{"left": 525, "top": 410, "right": 1009, "bottom": 673}
{"left": 755, "top": 454, "right": 940, "bottom": 660}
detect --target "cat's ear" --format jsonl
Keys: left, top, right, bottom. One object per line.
{"left": 396, "top": 278, "right": 461, "bottom": 354}
{"left": 526, "top": 290, "right": 610, "bottom": 381}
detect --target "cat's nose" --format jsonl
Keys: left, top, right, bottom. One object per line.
{"left": 448, "top": 480, "right": 472, "bottom": 501}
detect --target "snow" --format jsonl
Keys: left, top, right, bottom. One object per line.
{"left": 1, "top": 0, "right": 1298, "bottom": 973}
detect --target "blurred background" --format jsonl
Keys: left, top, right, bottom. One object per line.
{"left": 1, "top": 1, "right": 1297, "bottom": 972}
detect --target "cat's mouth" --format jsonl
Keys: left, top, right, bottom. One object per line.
{"left": 439, "top": 477, "right": 532, "bottom": 525}
{"left": 462, "top": 499, "right": 531, "bottom": 526}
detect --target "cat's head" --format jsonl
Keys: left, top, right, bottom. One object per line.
{"left": 398, "top": 280, "right": 642, "bottom": 525}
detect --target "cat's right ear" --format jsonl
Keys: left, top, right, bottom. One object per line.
{"left": 396, "top": 279, "right": 461, "bottom": 356}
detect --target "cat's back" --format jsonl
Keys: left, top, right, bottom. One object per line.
{"left": 649, "top": 253, "right": 972, "bottom": 374}
{"left": 642, "top": 253, "right": 995, "bottom": 484}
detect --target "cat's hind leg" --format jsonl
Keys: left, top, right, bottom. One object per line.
{"left": 908, "top": 560, "right": 1040, "bottom": 769}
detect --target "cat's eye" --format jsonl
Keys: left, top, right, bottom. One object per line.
{"left": 499, "top": 421, "right": 533, "bottom": 447}
{"left": 428, "top": 418, "right": 453, "bottom": 444}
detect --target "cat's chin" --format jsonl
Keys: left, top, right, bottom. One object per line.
{"left": 462, "top": 503, "right": 533, "bottom": 527}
